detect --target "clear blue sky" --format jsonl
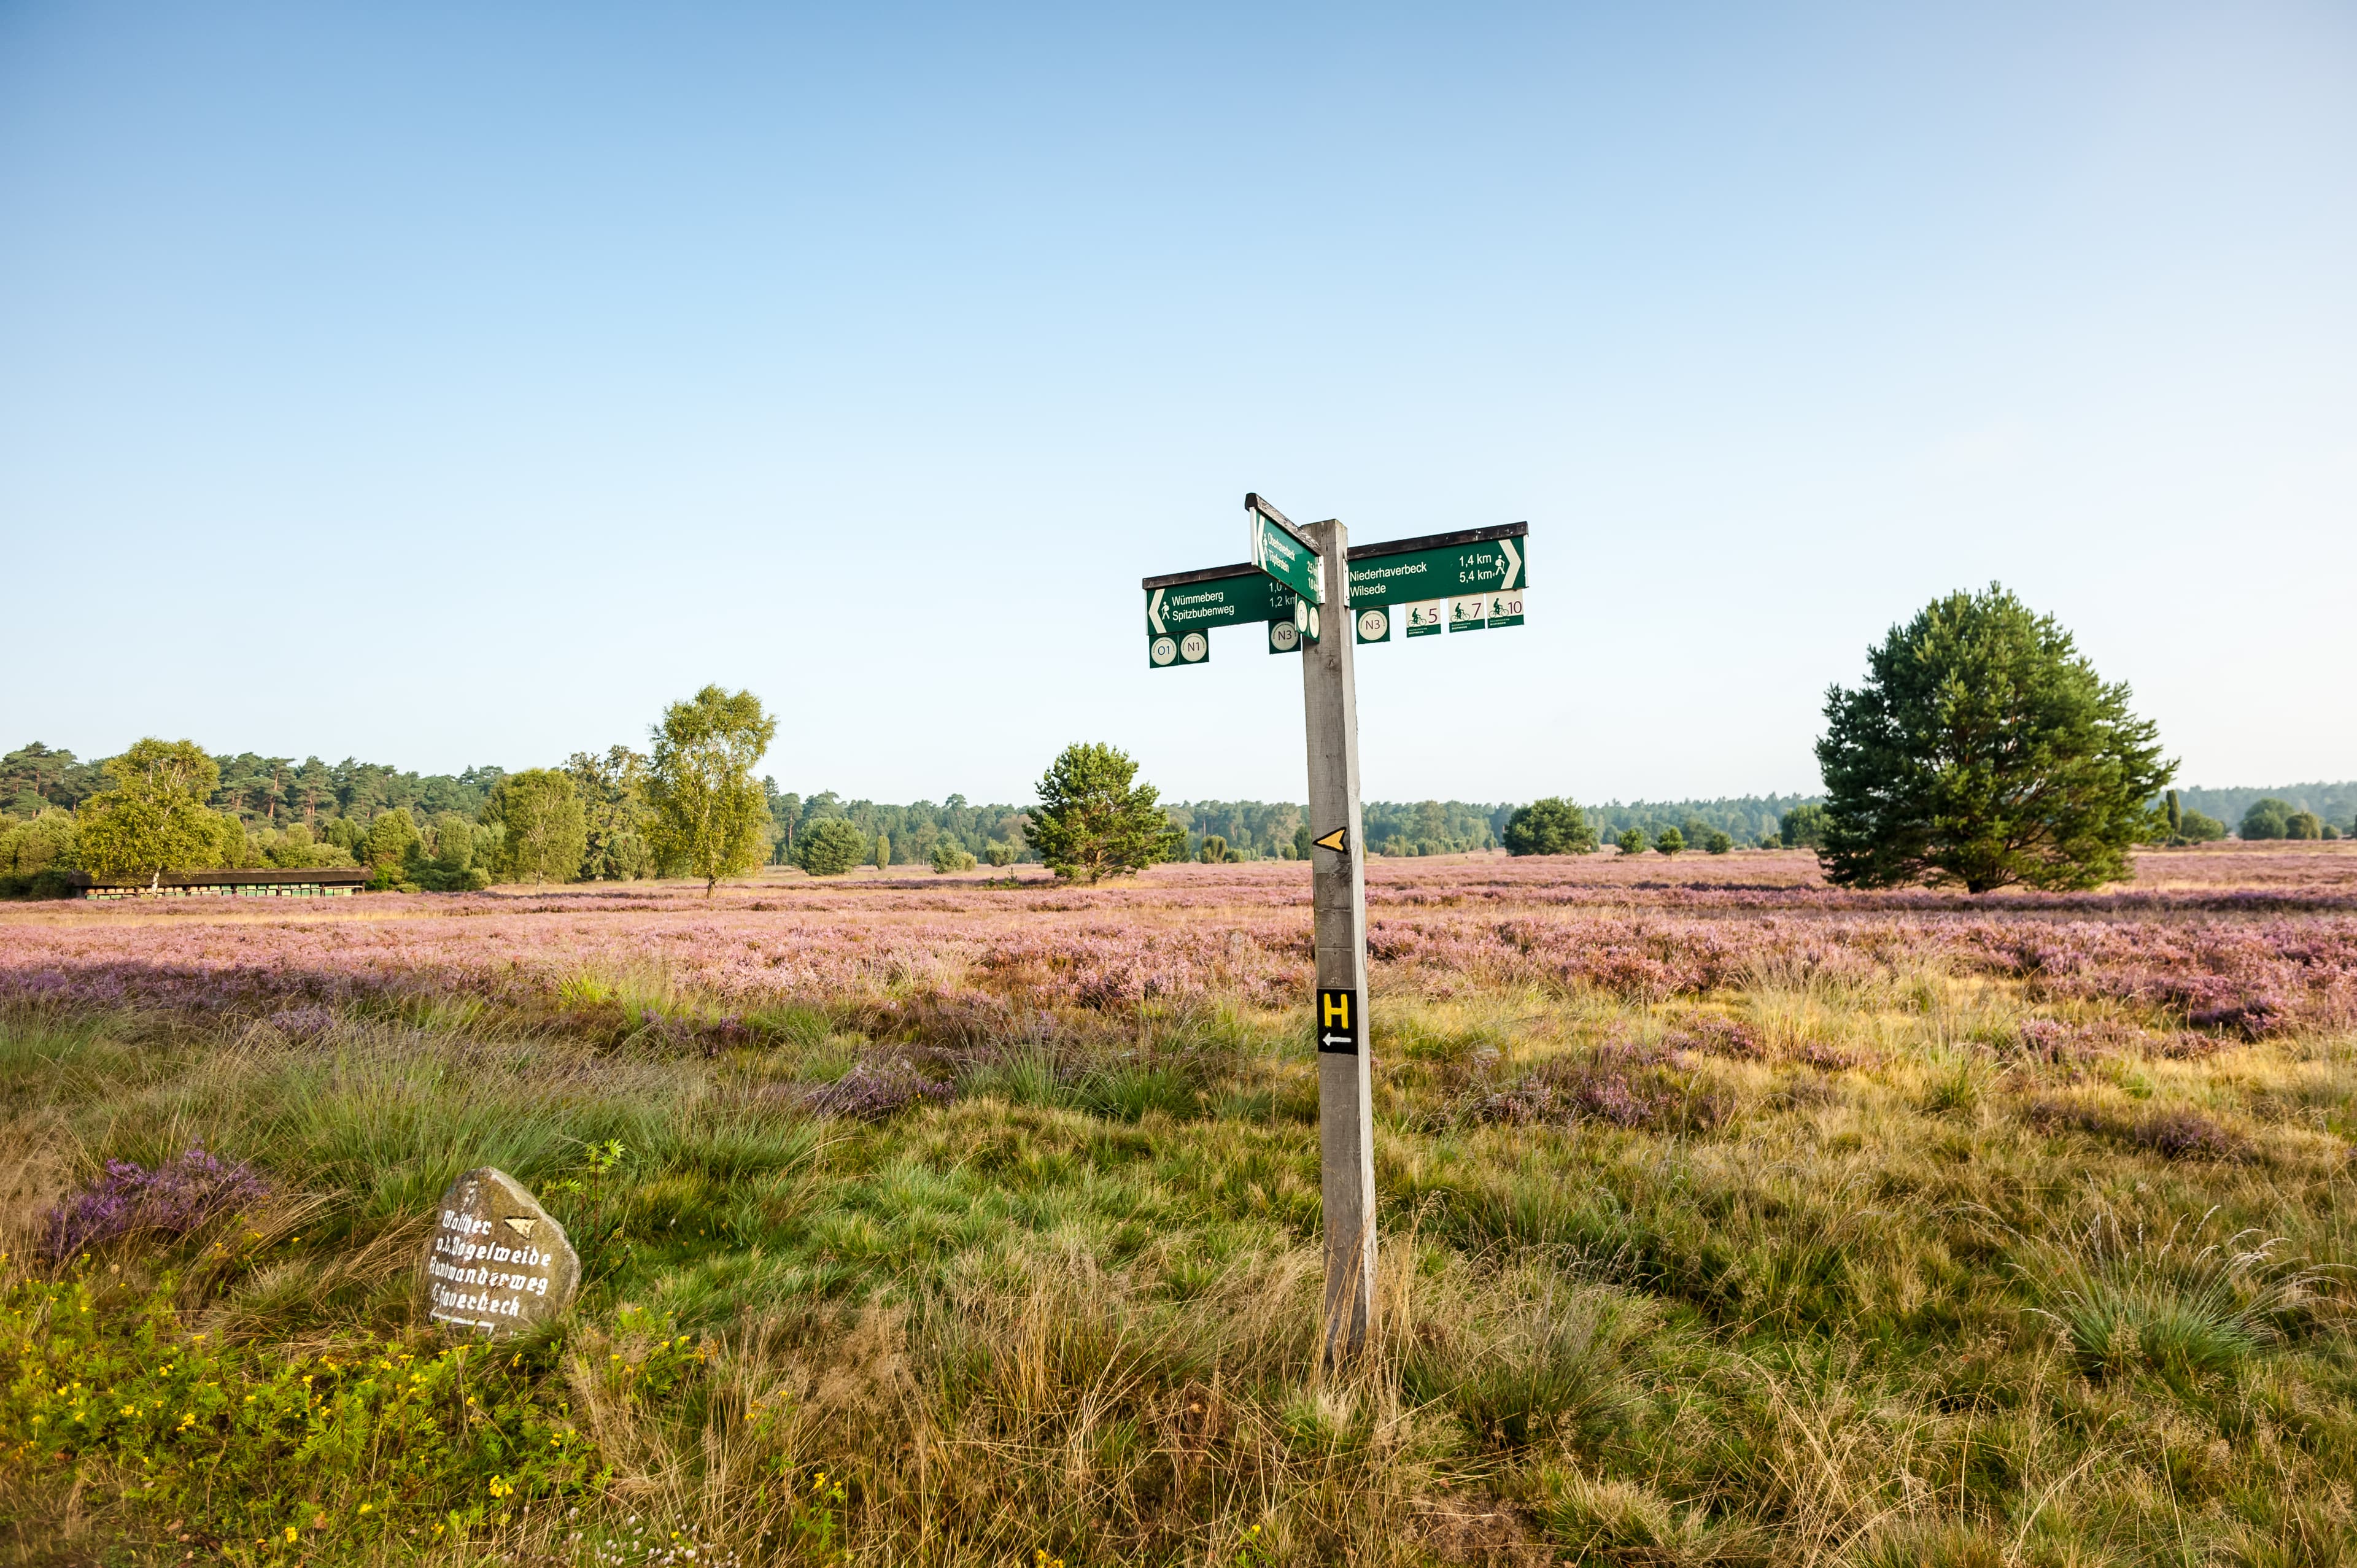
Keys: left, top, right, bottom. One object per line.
{"left": 4, "top": 2, "right": 2351, "bottom": 805}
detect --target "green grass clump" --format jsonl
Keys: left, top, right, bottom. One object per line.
{"left": 2, "top": 971, "right": 2355, "bottom": 1564}
{"left": 1, "top": 1269, "right": 600, "bottom": 1553}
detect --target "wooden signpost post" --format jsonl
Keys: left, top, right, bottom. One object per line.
{"left": 1143, "top": 495, "right": 1530, "bottom": 1364}
{"left": 1298, "top": 513, "right": 1376, "bottom": 1363}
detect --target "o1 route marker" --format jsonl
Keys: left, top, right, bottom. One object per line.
{"left": 1138, "top": 495, "right": 1533, "bottom": 1365}
{"left": 1246, "top": 492, "right": 1325, "bottom": 605}
{"left": 1317, "top": 988, "right": 1360, "bottom": 1055}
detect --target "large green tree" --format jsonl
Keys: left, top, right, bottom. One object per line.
{"left": 0, "top": 810, "right": 80, "bottom": 896}
{"left": 794, "top": 817, "right": 870, "bottom": 876}
{"left": 72, "top": 739, "right": 228, "bottom": 886}
{"left": 1778, "top": 803, "right": 1832, "bottom": 849}
{"left": 1502, "top": 797, "right": 1596, "bottom": 856}
{"left": 2238, "top": 798, "right": 2293, "bottom": 841}
{"left": 645, "top": 686, "right": 778, "bottom": 896}
{"left": 484, "top": 770, "right": 588, "bottom": 885}
{"left": 366, "top": 808, "right": 422, "bottom": 887}
{"left": 1024, "top": 743, "right": 1186, "bottom": 883}
{"left": 1816, "top": 584, "right": 2172, "bottom": 893}
{"left": 568, "top": 747, "right": 657, "bottom": 881}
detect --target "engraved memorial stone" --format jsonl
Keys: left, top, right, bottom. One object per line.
{"left": 426, "top": 1167, "right": 579, "bottom": 1337}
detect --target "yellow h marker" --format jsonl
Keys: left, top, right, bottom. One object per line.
{"left": 1322, "top": 991, "right": 1350, "bottom": 1028}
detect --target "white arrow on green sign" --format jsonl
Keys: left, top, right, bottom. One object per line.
{"left": 1344, "top": 525, "right": 1523, "bottom": 606}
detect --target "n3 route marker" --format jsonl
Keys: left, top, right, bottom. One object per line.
{"left": 1139, "top": 495, "right": 1533, "bottom": 1365}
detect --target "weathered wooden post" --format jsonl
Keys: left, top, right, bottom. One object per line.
{"left": 1299, "top": 514, "right": 1376, "bottom": 1365}
{"left": 1145, "top": 496, "right": 1530, "bottom": 1366}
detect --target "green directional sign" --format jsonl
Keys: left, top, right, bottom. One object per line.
{"left": 1147, "top": 522, "right": 1524, "bottom": 667}
{"left": 1144, "top": 568, "right": 1302, "bottom": 668}
{"left": 1345, "top": 527, "right": 1524, "bottom": 608}
{"left": 1246, "top": 495, "right": 1325, "bottom": 605}
{"left": 1345, "top": 524, "right": 1527, "bottom": 638}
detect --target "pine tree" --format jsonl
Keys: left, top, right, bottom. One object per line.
{"left": 1024, "top": 743, "right": 1186, "bottom": 883}
{"left": 794, "top": 818, "right": 868, "bottom": 876}
{"left": 1502, "top": 798, "right": 1597, "bottom": 855}
{"left": 1817, "top": 584, "right": 2172, "bottom": 892}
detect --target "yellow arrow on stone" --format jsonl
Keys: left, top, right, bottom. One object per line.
{"left": 1312, "top": 826, "right": 1349, "bottom": 854}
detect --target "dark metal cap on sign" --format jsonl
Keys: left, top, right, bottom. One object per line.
{"left": 1244, "top": 492, "right": 1318, "bottom": 553}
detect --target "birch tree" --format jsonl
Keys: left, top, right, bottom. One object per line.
{"left": 645, "top": 686, "right": 778, "bottom": 896}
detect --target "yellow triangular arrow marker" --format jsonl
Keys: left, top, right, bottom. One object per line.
{"left": 503, "top": 1216, "right": 536, "bottom": 1238}
{"left": 1312, "top": 826, "right": 1349, "bottom": 854}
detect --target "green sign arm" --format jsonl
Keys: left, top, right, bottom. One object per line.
{"left": 1245, "top": 493, "right": 1325, "bottom": 605}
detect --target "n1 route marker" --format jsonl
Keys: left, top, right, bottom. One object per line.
{"left": 1139, "top": 496, "right": 1531, "bottom": 1364}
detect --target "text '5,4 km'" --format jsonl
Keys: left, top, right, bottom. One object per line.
{"left": 1317, "top": 989, "right": 1360, "bottom": 1055}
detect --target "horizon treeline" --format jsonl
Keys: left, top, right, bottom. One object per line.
{"left": 2, "top": 741, "right": 1834, "bottom": 872}
{"left": 2173, "top": 782, "right": 2357, "bottom": 832}
{"left": 9, "top": 743, "right": 2355, "bottom": 881}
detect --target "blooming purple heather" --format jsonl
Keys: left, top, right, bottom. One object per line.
{"left": 789, "top": 1063, "right": 956, "bottom": 1122}
{"left": 0, "top": 847, "right": 2348, "bottom": 1033}
{"left": 44, "top": 1148, "right": 270, "bottom": 1259}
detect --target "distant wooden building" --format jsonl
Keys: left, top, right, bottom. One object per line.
{"left": 71, "top": 867, "right": 371, "bottom": 900}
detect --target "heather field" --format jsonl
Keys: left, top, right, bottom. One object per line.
{"left": 5, "top": 845, "right": 2357, "bottom": 1566}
